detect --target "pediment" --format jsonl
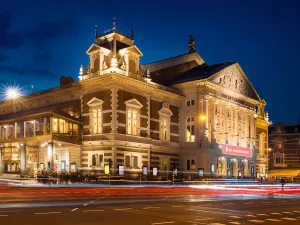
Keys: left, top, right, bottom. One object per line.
{"left": 119, "top": 45, "right": 143, "bottom": 56}
{"left": 209, "top": 63, "right": 260, "bottom": 101}
{"left": 158, "top": 102, "right": 173, "bottom": 116}
{"left": 125, "top": 98, "right": 143, "bottom": 109}
{"left": 87, "top": 97, "right": 104, "bottom": 107}
{"left": 86, "top": 44, "right": 101, "bottom": 54}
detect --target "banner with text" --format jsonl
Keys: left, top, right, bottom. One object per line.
{"left": 222, "top": 144, "right": 251, "bottom": 157}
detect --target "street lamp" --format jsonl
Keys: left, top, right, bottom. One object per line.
{"left": 199, "top": 113, "right": 206, "bottom": 121}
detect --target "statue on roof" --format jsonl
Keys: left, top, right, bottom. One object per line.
{"left": 188, "top": 35, "right": 196, "bottom": 53}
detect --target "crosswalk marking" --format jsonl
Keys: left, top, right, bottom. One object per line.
{"left": 293, "top": 211, "right": 300, "bottom": 213}
{"left": 228, "top": 222, "right": 241, "bottom": 225}
{"left": 270, "top": 213, "right": 281, "bottom": 215}
{"left": 282, "top": 212, "right": 293, "bottom": 214}
{"left": 246, "top": 215, "right": 256, "bottom": 217}
{"left": 248, "top": 220, "right": 265, "bottom": 223}
{"left": 281, "top": 218, "right": 298, "bottom": 221}
{"left": 257, "top": 214, "right": 268, "bottom": 216}
{"left": 208, "top": 223, "right": 226, "bottom": 225}
{"left": 228, "top": 216, "right": 241, "bottom": 219}
{"left": 266, "top": 219, "right": 281, "bottom": 222}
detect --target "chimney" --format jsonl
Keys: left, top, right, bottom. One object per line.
{"left": 60, "top": 76, "right": 74, "bottom": 86}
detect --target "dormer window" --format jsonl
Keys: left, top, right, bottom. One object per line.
{"left": 125, "top": 99, "right": 143, "bottom": 135}
{"left": 87, "top": 97, "right": 104, "bottom": 134}
{"left": 186, "top": 100, "right": 195, "bottom": 106}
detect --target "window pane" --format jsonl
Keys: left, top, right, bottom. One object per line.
{"left": 187, "top": 160, "right": 190, "bottom": 170}
{"left": 93, "top": 118, "right": 97, "bottom": 134}
{"left": 132, "top": 120, "right": 137, "bottom": 135}
{"left": 99, "top": 154, "right": 104, "bottom": 167}
{"left": 92, "top": 154, "right": 96, "bottom": 166}
{"left": 125, "top": 155, "right": 131, "bottom": 167}
{"left": 133, "top": 156, "right": 138, "bottom": 169}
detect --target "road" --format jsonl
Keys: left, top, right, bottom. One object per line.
{"left": 0, "top": 183, "right": 300, "bottom": 225}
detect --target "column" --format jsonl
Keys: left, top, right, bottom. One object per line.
{"left": 111, "top": 88, "right": 118, "bottom": 133}
{"left": 99, "top": 52, "right": 103, "bottom": 75}
{"left": 20, "top": 144, "right": 26, "bottom": 174}
{"left": 147, "top": 96, "right": 150, "bottom": 137}
{"left": 47, "top": 142, "right": 54, "bottom": 171}
{"left": 14, "top": 122, "right": 17, "bottom": 139}
{"left": 235, "top": 108, "right": 239, "bottom": 145}
{"left": 199, "top": 98, "right": 204, "bottom": 140}
{"left": 211, "top": 100, "right": 217, "bottom": 142}
{"left": 203, "top": 97, "right": 209, "bottom": 140}
{"left": 224, "top": 104, "right": 228, "bottom": 143}
{"left": 0, "top": 147, "right": 2, "bottom": 175}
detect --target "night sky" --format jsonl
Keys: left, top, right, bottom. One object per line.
{"left": 0, "top": 0, "right": 299, "bottom": 124}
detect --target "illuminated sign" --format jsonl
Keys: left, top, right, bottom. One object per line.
{"left": 104, "top": 165, "right": 110, "bottom": 175}
{"left": 143, "top": 167, "right": 148, "bottom": 175}
{"left": 221, "top": 93, "right": 244, "bottom": 105}
{"left": 198, "top": 168, "right": 204, "bottom": 176}
{"left": 222, "top": 144, "right": 251, "bottom": 157}
{"left": 119, "top": 166, "right": 124, "bottom": 175}
{"left": 153, "top": 167, "right": 157, "bottom": 176}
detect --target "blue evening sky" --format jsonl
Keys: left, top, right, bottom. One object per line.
{"left": 0, "top": 0, "right": 299, "bottom": 124}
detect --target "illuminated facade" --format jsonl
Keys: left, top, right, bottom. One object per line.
{"left": 0, "top": 22, "right": 271, "bottom": 178}
{"left": 268, "top": 123, "right": 300, "bottom": 176}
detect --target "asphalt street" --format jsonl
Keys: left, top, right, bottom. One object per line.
{"left": 0, "top": 184, "right": 300, "bottom": 225}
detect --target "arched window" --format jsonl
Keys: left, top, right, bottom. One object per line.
{"left": 93, "top": 58, "right": 100, "bottom": 72}
{"left": 129, "top": 60, "right": 136, "bottom": 73}
{"left": 186, "top": 117, "right": 195, "bottom": 142}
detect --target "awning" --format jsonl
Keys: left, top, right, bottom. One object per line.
{"left": 268, "top": 169, "right": 300, "bottom": 177}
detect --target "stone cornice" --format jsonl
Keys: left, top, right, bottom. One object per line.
{"left": 80, "top": 73, "right": 184, "bottom": 101}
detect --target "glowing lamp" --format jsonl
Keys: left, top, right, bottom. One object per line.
{"left": 5, "top": 86, "right": 21, "bottom": 100}
{"left": 200, "top": 114, "right": 206, "bottom": 121}
{"left": 111, "top": 57, "right": 118, "bottom": 68}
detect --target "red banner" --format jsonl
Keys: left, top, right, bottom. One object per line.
{"left": 222, "top": 144, "right": 251, "bottom": 157}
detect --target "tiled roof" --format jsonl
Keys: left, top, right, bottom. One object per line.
{"left": 167, "top": 61, "right": 236, "bottom": 85}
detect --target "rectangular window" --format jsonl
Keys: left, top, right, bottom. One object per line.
{"left": 127, "top": 109, "right": 138, "bottom": 135}
{"left": 187, "top": 160, "right": 191, "bottom": 170}
{"left": 160, "top": 118, "right": 168, "bottom": 141}
{"left": 186, "top": 101, "right": 190, "bottom": 106}
{"left": 99, "top": 154, "right": 104, "bottom": 167}
{"left": 133, "top": 156, "right": 138, "bottom": 169}
{"left": 125, "top": 155, "right": 131, "bottom": 168}
{"left": 92, "top": 154, "right": 97, "bottom": 166}
{"left": 92, "top": 108, "right": 102, "bottom": 134}
{"left": 191, "top": 100, "right": 195, "bottom": 106}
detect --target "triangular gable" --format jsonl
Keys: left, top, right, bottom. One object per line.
{"left": 87, "top": 97, "right": 104, "bottom": 107}
{"left": 124, "top": 98, "right": 143, "bottom": 109}
{"left": 86, "top": 44, "right": 101, "bottom": 54}
{"left": 119, "top": 45, "right": 143, "bottom": 56}
{"left": 158, "top": 103, "right": 173, "bottom": 116}
{"left": 209, "top": 63, "right": 260, "bottom": 101}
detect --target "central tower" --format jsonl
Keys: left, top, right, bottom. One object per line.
{"left": 81, "top": 18, "right": 143, "bottom": 80}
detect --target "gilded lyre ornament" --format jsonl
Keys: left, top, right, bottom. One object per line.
{"left": 188, "top": 35, "right": 196, "bottom": 53}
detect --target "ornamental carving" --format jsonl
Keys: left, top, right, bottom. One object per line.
{"left": 215, "top": 69, "right": 256, "bottom": 99}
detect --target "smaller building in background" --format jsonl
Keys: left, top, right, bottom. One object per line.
{"left": 268, "top": 123, "right": 300, "bottom": 178}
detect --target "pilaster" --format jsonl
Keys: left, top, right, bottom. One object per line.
{"left": 111, "top": 87, "right": 118, "bottom": 133}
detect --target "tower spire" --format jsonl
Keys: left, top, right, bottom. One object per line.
{"left": 113, "top": 17, "right": 116, "bottom": 31}
{"left": 188, "top": 35, "right": 196, "bottom": 53}
{"left": 131, "top": 25, "right": 134, "bottom": 39}
{"left": 95, "top": 24, "right": 98, "bottom": 40}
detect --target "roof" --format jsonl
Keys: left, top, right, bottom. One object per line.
{"left": 166, "top": 61, "right": 236, "bottom": 85}
{"left": 143, "top": 52, "right": 194, "bottom": 66}
{"left": 0, "top": 100, "right": 81, "bottom": 123}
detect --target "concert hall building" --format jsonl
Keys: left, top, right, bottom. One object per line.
{"left": 0, "top": 22, "right": 271, "bottom": 179}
